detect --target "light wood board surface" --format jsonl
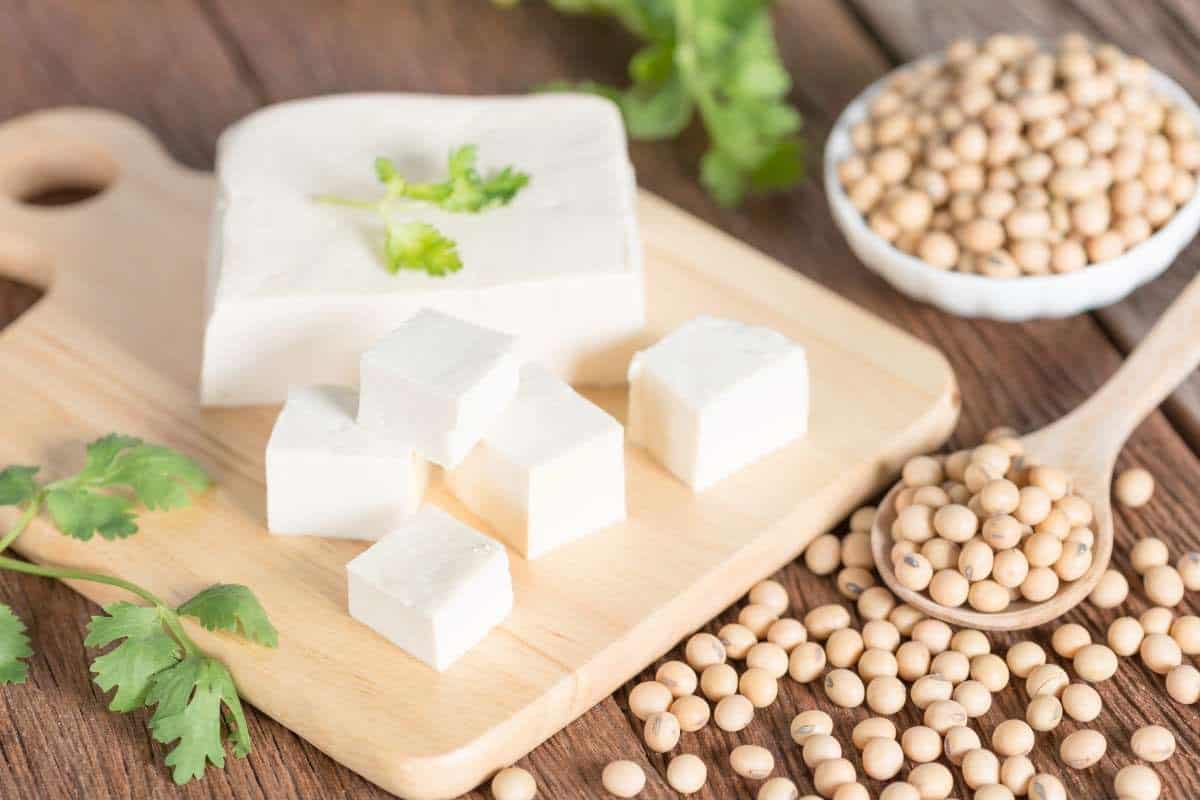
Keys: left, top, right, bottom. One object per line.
{"left": 0, "top": 108, "right": 958, "bottom": 799}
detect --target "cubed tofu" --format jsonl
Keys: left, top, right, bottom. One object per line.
{"left": 346, "top": 506, "right": 512, "bottom": 671}
{"left": 627, "top": 316, "right": 809, "bottom": 491}
{"left": 266, "top": 385, "right": 429, "bottom": 538}
{"left": 357, "top": 309, "right": 520, "bottom": 468}
{"left": 446, "top": 364, "right": 625, "bottom": 559}
{"left": 202, "top": 93, "right": 644, "bottom": 406}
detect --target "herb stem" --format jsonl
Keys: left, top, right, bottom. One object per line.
{"left": 672, "top": 0, "right": 721, "bottom": 143}
{"left": 311, "top": 195, "right": 380, "bottom": 210}
{"left": 0, "top": 554, "right": 199, "bottom": 656}
{"left": 0, "top": 495, "right": 42, "bottom": 554}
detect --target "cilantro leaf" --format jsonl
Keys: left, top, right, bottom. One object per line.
{"left": 43, "top": 435, "right": 210, "bottom": 541}
{"left": 511, "top": 0, "right": 805, "bottom": 206}
{"left": 75, "top": 435, "right": 211, "bottom": 511}
{"left": 548, "top": 42, "right": 693, "bottom": 141}
{"left": 177, "top": 585, "right": 278, "bottom": 648}
{"left": 85, "top": 602, "right": 183, "bottom": 711}
{"left": 45, "top": 488, "right": 138, "bottom": 541}
{"left": 477, "top": 166, "right": 531, "bottom": 209}
{"left": 384, "top": 221, "right": 463, "bottom": 277}
{"left": 511, "top": 0, "right": 673, "bottom": 40}
{"left": 374, "top": 156, "right": 398, "bottom": 183}
{"left": 77, "top": 433, "right": 145, "bottom": 480}
{"left": 318, "top": 145, "right": 528, "bottom": 277}
{"left": 0, "top": 603, "right": 32, "bottom": 685}
{"left": 146, "top": 655, "right": 252, "bottom": 784}
{"left": 102, "top": 444, "right": 211, "bottom": 511}
{"left": 0, "top": 466, "right": 40, "bottom": 506}
{"left": 750, "top": 136, "right": 806, "bottom": 194}
{"left": 381, "top": 144, "right": 530, "bottom": 214}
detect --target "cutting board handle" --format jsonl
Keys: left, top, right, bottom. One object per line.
{"left": 0, "top": 230, "right": 52, "bottom": 290}
{"left": 0, "top": 136, "right": 119, "bottom": 209}
{"left": 0, "top": 109, "right": 188, "bottom": 294}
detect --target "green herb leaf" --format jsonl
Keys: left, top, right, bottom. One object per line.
{"left": 0, "top": 437, "right": 260, "bottom": 786}
{"left": 77, "top": 434, "right": 144, "bottom": 479}
{"left": 146, "top": 655, "right": 251, "bottom": 784}
{"left": 86, "top": 602, "right": 183, "bottom": 711}
{"left": 43, "top": 435, "right": 210, "bottom": 541}
{"left": 101, "top": 444, "right": 212, "bottom": 512}
{"left": 553, "top": 71, "right": 693, "bottom": 141}
{"left": 384, "top": 221, "right": 463, "bottom": 277}
{"left": 0, "top": 466, "right": 40, "bottom": 506}
{"left": 45, "top": 488, "right": 138, "bottom": 541}
{"left": 515, "top": 0, "right": 673, "bottom": 40}
{"left": 318, "top": 144, "right": 529, "bottom": 277}
{"left": 75, "top": 435, "right": 211, "bottom": 511}
{"left": 178, "top": 585, "right": 278, "bottom": 648}
{"left": 378, "top": 144, "right": 531, "bottom": 214}
{"left": 374, "top": 156, "right": 398, "bottom": 183}
{"left": 509, "top": 0, "right": 805, "bottom": 206}
{"left": 750, "top": 136, "right": 805, "bottom": 194}
{"left": 0, "top": 603, "right": 32, "bottom": 685}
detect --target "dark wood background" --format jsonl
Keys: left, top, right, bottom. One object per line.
{"left": 2, "top": 1, "right": 1199, "bottom": 797}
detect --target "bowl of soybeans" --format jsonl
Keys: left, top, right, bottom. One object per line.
{"left": 824, "top": 32, "right": 1200, "bottom": 320}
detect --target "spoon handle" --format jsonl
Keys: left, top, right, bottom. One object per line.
{"left": 1053, "top": 271, "right": 1200, "bottom": 462}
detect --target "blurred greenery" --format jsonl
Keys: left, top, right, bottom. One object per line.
{"left": 497, "top": 0, "right": 805, "bottom": 206}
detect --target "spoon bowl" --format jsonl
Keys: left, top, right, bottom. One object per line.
{"left": 873, "top": 272, "right": 1200, "bottom": 630}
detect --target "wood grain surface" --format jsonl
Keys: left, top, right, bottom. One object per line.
{"left": 0, "top": 1, "right": 1198, "bottom": 798}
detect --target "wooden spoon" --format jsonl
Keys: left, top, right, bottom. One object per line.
{"left": 873, "top": 272, "right": 1200, "bottom": 630}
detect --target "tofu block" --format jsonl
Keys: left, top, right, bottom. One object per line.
{"left": 266, "top": 385, "right": 429, "bottom": 539}
{"left": 202, "top": 93, "right": 645, "bottom": 406}
{"left": 346, "top": 506, "right": 512, "bottom": 671}
{"left": 628, "top": 316, "right": 809, "bottom": 492}
{"left": 446, "top": 364, "right": 625, "bottom": 559}
{"left": 358, "top": 309, "right": 520, "bottom": 468}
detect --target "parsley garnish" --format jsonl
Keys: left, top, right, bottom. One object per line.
{"left": 504, "top": 0, "right": 806, "bottom": 206}
{"left": 0, "top": 435, "right": 277, "bottom": 784}
{"left": 316, "top": 144, "right": 529, "bottom": 276}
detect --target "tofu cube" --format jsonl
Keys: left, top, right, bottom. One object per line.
{"left": 346, "top": 506, "right": 513, "bottom": 671}
{"left": 357, "top": 309, "right": 520, "bottom": 468}
{"left": 628, "top": 316, "right": 809, "bottom": 491}
{"left": 446, "top": 364, "right": 625, "bottom": 559}
{"left": 266, "top": 385, "right": 429, "bottom": 539}
{"left": 201, "top": 93, "right": 644, "bottom": 407}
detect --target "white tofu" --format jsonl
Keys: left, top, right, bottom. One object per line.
{"left": 446, "top": 364, "right": 625, "bottom": 559}
{"left": 266, "top": 385, "right": 429, "bottom": 539}
{"left": 202, "top": 93, "right": 644, "bottom": 406}
{"left": 628, "top": 316, "right": 809, "bottom": 492}
{"left": 357, "top": 309, "right": 520, "bottom": 468}
{"left": 346, "top": 506, "right": 512, "bottom": 671}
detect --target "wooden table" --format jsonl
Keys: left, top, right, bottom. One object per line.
{"left": 2, "top": 2, "right": 1198, "bottom": 798}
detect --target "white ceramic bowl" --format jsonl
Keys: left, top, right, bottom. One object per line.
{"left": 825, "top": 59, "right": 1200, "bottom": 320}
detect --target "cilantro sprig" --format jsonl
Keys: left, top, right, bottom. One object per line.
{"left": 502, "top": 0, "right": 806, "bottom": 206}
{"left": 0, "top": 435, "right": 278, "bottom": 785}
{"left": 316, "top": 144, "right": 530, "bottom": 276}
{"left": 374, "top": 145, "right": 530, "bottom": 213}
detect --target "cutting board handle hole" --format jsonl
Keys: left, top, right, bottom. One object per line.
{"left": 22, "top": 183, "right": 107, "bottom": 207}
{"left": 1, "top": 142, "right": 119, "bottom": 208}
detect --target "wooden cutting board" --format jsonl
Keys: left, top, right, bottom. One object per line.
{"left": 0, "top": 108, "right": 958, "bottom": 799}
